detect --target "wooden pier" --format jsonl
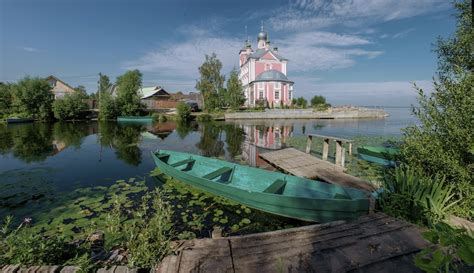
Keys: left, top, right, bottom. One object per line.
{"left": 260, "top": 147, "right": 375, "bottom": 191}
{"left": 155, "top": 213, "right": 430, "bottom": 273}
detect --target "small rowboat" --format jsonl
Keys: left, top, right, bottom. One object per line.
{"left": 357, "top": 146, "right": 399, "bottom": 167}
{"left": 117, "top": 116, "right": 154, "bottom": 123}
{"left": 152, "top": 150, "right": 372, "bottom": 223}
{"left": 6, "top": 117, "right": 34, "bottom": 124}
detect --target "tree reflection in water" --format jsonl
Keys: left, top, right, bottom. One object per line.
{"left": 98, "top": 122, "right": 145, "bottom": 166}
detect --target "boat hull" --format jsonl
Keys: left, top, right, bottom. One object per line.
{"left": 117, "top": 116, "right": 154, "bottom": 123}
{"left": 6, "top": 118, "right": 34, "bottom": 124}
{"left": 357, "top": 146, "right": 398, "bottom": 167}
{"left": 152, "top": 150, "right": 371, "bottom": 223}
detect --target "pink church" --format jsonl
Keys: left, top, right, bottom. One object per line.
{"left": 238, "top": 25, "right": 294, "bottom": 107}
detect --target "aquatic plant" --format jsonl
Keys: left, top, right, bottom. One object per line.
{"left": 379, "top": 165, "right": 458, "bottom": 225}
{"left": 0, "top": 215, "right": 87, "bottom": 266}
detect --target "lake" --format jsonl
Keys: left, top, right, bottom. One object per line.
{"left": 0, "top": 107, "right": 417, "bottom": 232}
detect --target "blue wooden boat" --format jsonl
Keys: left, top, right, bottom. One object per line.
{"left": 152, "top": 150, "right": 373, "bottom": 223}
{"left": 117, "top": 116, "right": 153, "bottom": 123}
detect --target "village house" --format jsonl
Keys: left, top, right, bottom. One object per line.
{"left": 238, "top": 25, "right": 294, "bottom": 107}
{"left": 45, "top": 75, "right": 76, "bottom": 99}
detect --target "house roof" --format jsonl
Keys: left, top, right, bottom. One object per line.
{"left": 253, "top": 69, "right": 293, "bottom": 83}
{"left": 45, "top": 75, "right": 76, "bottom": 91}
{"left": 140, "top": 86, "right": 170, "bottom": 99}
{"left": 249, "top": 49, "right": 288, "bottom": 61}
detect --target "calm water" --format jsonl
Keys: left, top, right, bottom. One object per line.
{"left": 0, "top": 107, "right": 416, "bottom": 219}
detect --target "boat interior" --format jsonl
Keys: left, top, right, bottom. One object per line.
{"left": 154, "top": 151, "right": 368, "bottom": 201}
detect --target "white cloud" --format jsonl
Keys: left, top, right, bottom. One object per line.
{"left": 19, "top": 46, "right": 39, "bottom": 52}
{"left": 392, "top": 28, "right": 415, "bottom": 39}
{"left": 269, "top": 0, "right": 449, "bottom": 31}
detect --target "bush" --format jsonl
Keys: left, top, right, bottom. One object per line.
{"left": 293, "top": 97, "right": 308, "bottom": 108}
{"left": 0, "top": 216, "right": 85, "bottom": 266}
{"left": 0, "top": 83, "right": 13, "bottom": 118}
{"left": 53, "top": 92, "right": 88, "bottom": 120}
{"left": 379, "top": 165, "right": 459, "bottom": 225}
{"left": 104, "top": 189, "right": 173, "bottom": 268}
{"left": 196, "top": 114, "right": 212, "bottom": 122}
{"left": 414, "top": 223, "right": 474, "bottom": 273}
{"left": 176, "top": 102, "right": 191, "bottom": 121}
{"left": 11, "top": 76, "right": 54, "bottom": 120}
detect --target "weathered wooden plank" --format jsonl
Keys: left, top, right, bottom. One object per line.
{"left": 174, "top": 238, "right": 234, "bottom": 273}
{"left": 260, "top": 147, "right": 375, "bottom": 191}
{"left": 3, "top": 265, "right": 21, "bottom": 273}
{"left": 59, "top": 266, "right": 79, "bottom": 273}
{"left": 36, "top": 266, "right": 61, "bottom": 273}
{"left": 154, "top": 213, "right": 429, "bottom": 273}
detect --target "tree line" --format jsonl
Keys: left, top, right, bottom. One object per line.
{"left": 0, "top": 70, "right": 146, "bottom": 121}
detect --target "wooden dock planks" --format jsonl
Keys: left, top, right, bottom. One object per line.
{"left": 154, "top": 213, "right": 430, "bottom": 273}
{"left": 259, "top": 148, "right": 375, "bottom": 191}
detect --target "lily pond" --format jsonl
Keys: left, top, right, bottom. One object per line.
{"left": 0, "top": 108, "right": 415, "bottom": 239}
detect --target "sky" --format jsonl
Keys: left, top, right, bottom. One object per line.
{"left": 0, "top": 0, "right": 457, "bottom": 106}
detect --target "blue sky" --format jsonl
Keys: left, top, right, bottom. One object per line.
{"left": 0, "top": 0, "right": 456, "bottom": 106}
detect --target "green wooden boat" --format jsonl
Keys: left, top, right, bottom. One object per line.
{"left": 152, "top": 150, "right": 372, "bottom": 223}
{"left": 117, "top": 116, "right": 154, "bottom": 123}
{"left": 357, "top": 146, "right": 399, "bottom": 167}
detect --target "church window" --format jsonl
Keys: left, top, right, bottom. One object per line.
{"left": 275, "top": 90, "right": 279, "bottom": 100}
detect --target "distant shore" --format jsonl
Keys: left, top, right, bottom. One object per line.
{"left": 224, "top": 107, "right": 389, "bottom": 120}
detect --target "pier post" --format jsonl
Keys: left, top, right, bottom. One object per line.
{"left": 341, "top": 147, "right": 346, "bottom": 168}
{"left": 322, "top": 138, "right": 329, "bottom": 160}
{"left": 335, "top": 140, "right": 342, "bottom": 166}
{"left": 305, "top": 135, "right": 313, "bottom": 153}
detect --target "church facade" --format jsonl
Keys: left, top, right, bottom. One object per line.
{"left": 238, "top": 26, "right": 294, "bottom": 107}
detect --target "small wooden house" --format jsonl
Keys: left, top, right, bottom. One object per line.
{"left": 45, "top": 75, "right": 75, "bottom": 99}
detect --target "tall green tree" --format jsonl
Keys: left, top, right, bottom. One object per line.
{"left": 99, "top": 74, "right": 111, "bottom": 95}
{"left": 195, "top": 53, "right": 225, "bottom": 111}
{"left": 226, "top": 69, "right": 245, "bottom": 110}
{"left": 115, "top": 70, "right": 143, "bottom": 116}
{"left": 99, "top": 91, "right": 118, "bottom": 120}
{"left": 12, "top": 76, "right": 54, "bottom": 120}
{"left": 400, "top": 0, "right": 473, "bottom": 218}
{"left": 74, "top": 85, "right": 87, "bottom": 98}
{"left": 0, "top": 83, "right": 13, "bottom": 118}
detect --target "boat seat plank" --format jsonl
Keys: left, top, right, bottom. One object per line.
{"left": 156, "top": 153, "right": 170, "bottom": 159}
{"left": 263, "top": 179, "right": 287, "bottom": 194}
{"left": 202, "top": 167, "right": 232, "bottom": 180}
{"left": 170, "top": 158, "right": 195, "bottom": 167}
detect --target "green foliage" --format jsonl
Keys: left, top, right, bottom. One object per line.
{"left": 195, "top": 53, "right": 225, "bottom": 111}
{"left": 115, "top": 70, "right": 143, "bottom": 116}
{"left": 12, "top": 76, "right": 54, "bottom": 120}
{"left": 293, "top": 97, "right": 308, "bottom": 108}
{"left": 400, "top": 0, "right": 473, "bottom": 218}
{"left": 310, "top": 95, "right": 326, "bottom": 106}
{"left": 176, "top": 102, "right": 191, "bottom": 121}
{"left": 379, "top": 165, "right": 458, "bottom": 225}
{"left": 0, "top": 83, "right": 13, "bottom": 118}
{"left": 98, "top": 74, "right": 111, "bottom": 95}
{"left": 196, "top": 114, "right": 212, "bottom": 122}
{"left": 98, "top": 91, "right": 118, "bottom": 120}
{"left": 124, "top": 190, "right": 173, "bottom": 267}
{"left": 152, "top": 113, "right": 168, "bottom": 122}
{"left": 226, "top": 69, "right": 245, "bottom": 110}
{"left": 310, "top": 95, "right": 331, "bottom": 111}
{"left": 74, "top": 85, "right": 87, "bottom": 98}
{"left": 53, "top": 92, "right": 88, "bottom": 120}
{"left": 0, "top": 216, "right": 85, "bottom": 266}
{"left": 254, "top": 98, "right": 266, "bottom": 110}
{"left": 414, "top": 223, "right": 474, "bottom": 273}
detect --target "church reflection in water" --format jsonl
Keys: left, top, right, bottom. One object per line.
{"left": 240, "top": 123, "right": 293, "bottom": 167}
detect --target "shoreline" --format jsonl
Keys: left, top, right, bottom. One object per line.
{"left": 224, "top": 107, "right": 389, "bottom": 120}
